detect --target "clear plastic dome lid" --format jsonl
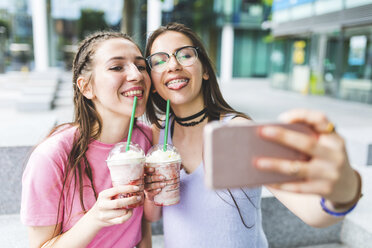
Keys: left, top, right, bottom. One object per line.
{"left": 107, "top": 142, "right": 145, "bottom": 162}
{"left": 145, "top": 144, "right": 181, "bottom": 163}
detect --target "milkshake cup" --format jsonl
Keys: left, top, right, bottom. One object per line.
{"left": 106, "top": 142, "right": 145, "bottom": 209}
{"left": 145, "top": 144, "right": 182, "bottom": 206}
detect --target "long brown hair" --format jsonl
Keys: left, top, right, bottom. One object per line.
{"left": 47, "top": 31, "right": 149, "bottom": 234}
{"left": 145, "top": 22, "right": 248, "bottom": 127}
{"left": 144, "top": 23, "right": 254, "bottom": 229}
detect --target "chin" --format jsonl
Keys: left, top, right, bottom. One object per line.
{"left": 134, "top": 107, "right": 146, "bottom": 117}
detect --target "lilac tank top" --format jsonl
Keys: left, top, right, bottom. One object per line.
{"left": 158, "top": 115, "right": 268, "bottom": 248}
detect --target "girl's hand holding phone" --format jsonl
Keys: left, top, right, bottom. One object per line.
{"left": 256, "top": 109, "right": 360, "bottom": 206}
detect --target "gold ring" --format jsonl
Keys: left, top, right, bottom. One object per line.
{"left": 325, "top": 122, "right": 335, "bottom": 134}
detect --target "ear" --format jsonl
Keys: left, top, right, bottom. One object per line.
{"left": 77, "top": 76, "right": 95, "bottom": 99}
{"left": 202, "top": 71, "right": 209, "bottom": 80}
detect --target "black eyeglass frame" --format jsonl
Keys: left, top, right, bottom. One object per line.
{"left": 146, "top": 45, "right": 200, "bottom": 72}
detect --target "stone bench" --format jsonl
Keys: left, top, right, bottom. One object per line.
{"left": 0, "top": 72, "right": 61, "bottom": 111}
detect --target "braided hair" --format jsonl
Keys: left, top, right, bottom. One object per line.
{"left": 49, "top": 31, "right": 141, "bottom": 235}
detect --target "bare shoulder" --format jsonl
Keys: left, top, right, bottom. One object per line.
{"left": 151, "top": 124, "right": 160, "bottom": 145}
{"left": 227, "top": 116, "right": 253, "bottom": 124}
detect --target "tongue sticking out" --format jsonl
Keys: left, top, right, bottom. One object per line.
{"left": 167, "top": 80, "right": 188, "bottom": 90}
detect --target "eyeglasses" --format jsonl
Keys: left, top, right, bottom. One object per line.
{"left": 146, "top": 46, "right": 199, "bottom": 72}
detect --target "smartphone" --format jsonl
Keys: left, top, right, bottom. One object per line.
{"left": 203, "top": 122, "right": 316, "bottom": 189}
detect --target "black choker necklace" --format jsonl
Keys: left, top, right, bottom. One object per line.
{"left": 174, "top": 108, "right": 208, "bottom": 127}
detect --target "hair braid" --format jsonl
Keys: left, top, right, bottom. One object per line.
{"left": 49, "top": 31, "right": 139, "bottom": 234}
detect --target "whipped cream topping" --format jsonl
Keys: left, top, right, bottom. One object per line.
{"left": 108, "top": 150, "right": 144, "bottom": 162}
{"left": 146, "top": 149, "right": 181, "bottom": 163}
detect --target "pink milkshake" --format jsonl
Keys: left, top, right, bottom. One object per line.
{"left": 106, "top": 142, "right": 145, "bottom": 209}
{"left": 146, "top": 144, "right": 182, "bottom": 206}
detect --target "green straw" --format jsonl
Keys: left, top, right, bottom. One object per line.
{"left": 126, "top": 96, "right": 137, "bottom": 151}
{"left": 163, "top": 99, "right": 170, "bottom": 152}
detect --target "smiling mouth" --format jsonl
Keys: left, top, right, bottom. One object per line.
{"left": 166, "top": 79, "right": 189, "bottom": 90}
{"left": 123, "top": 90, "right": 144, "bottom": 97}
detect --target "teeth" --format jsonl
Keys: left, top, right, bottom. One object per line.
{"left": 167, "top": 79, "right": 188, "bottom": 86}
{"left": 124, "top": 90, "right": 143, "bottom": 97}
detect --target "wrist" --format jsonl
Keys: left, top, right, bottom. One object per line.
{"left": 320, "top": 169, "right": 362, "bottom": 217}
{"left": 85, "top": 207, "right": 106, "bottom": 230}
{"left": 320, "top": 197, "right": 357, "bottom": 217}
{"left": 329, "top": 169, "right": 363, "bottom": 210}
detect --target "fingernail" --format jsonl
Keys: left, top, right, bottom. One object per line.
{"left": 137, "top": 196, "right": 141, "bottom": 201}
{"left": 133, "top": 186, "right": 139, "bottom": 190}
{"left": 157, "top": 188, "right": 161, "bottom": 192}
{"left": 261, "top": 127, "right": 278, "bottom": 137}
{"left": 257, "top": 159, "right": 271, "bottom": 168}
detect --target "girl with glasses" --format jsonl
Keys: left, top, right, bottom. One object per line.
{"left": 21, "top": 31, "right": 153, "bottom": 248}
{"left": 144, "top": 23, "right": 361, "bottom": 247}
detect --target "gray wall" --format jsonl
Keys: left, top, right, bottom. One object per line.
{"left": 0, "top": 146, "right": 32, "bottom": 215}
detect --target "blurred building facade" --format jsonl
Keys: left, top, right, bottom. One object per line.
{"left": 162, "top": 0, "right": 272, "bottom": 81}
{"left": 0, "top": 0, "right": 32, "bottom": 72}
{"left": 271, "top": 0, "right": 372, "bottom": 104}
{"left": 2, "top": 0, "right": 372, "bottom": 105}
{"left": 214, "top": 0, "right": 272, "bottom": 79}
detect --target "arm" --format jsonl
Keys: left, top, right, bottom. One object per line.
{"left": 28, "top": 210, "right": 102, "bottom": 248}
{"left": 256, "top": 109, "right": 361, "bottom": 227}
{"left": 137, "top": 217, "right": 152, "bottom": 248}
{"left": 143, "top": 198, "right": 162, "bottom": 222}
{"left": 268, "top": 181, "right": 358, "bottom": 228}
{"left": 28, "top": 186, "right": 141, "bottom": 248}
{"left": 143, "top": 124, "right": 163, "bottom": 222}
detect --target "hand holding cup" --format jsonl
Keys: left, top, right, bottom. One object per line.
{"left": 106, "top": 142, "right": 146, "bottom": 209}
{"left": 145, "top": 144, "right": 182, "bottom": 206}
{"left": 89, "top": 185, "right": 142, "bottom": 227}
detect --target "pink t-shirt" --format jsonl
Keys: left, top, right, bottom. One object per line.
{"left": 21, "top": 122, "right": 152, "bottom": 248}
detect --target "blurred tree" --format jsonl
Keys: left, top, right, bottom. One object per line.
{"left": 0, "top": 19, "right": 11, "bottom": 38}
{"left": 262, "top": 0, "right": 273, "bottom": 21}
{"left": 262, "top": 0, "right": 273, "bottom": 5}
{"left": 192, "top": 0, "right": 218, "bottom": 65}
{"left": 121, "top": 0, "right": 149, "bottom": 48}
{"left": 0, "top": 19, "right": 10, "bottom": 73}
{"left": 77, "top": 9, "right": 109, "bottom": 40}
{"left": 123, "top": 0, "right": 165, "bottom": 36}
{"left": 121, "top": 0, "right": 135, "bottom": 35}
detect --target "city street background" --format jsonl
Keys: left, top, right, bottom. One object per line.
{"left": 0, "top": 0, "right": 372, "bottom": 247}
{"left": 0, "top": 75, "right": 371, "bottom": 247}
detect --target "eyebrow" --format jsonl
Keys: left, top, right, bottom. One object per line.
{"left": 106, "top": 56, "right": 146, "bottom": 64}
{"left": 152, "top": 45, "right": 193, "bottom": 55}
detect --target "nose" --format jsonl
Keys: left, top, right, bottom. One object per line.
{"left": 166, "top": 54, "right": 182, "bottom": 72}
{"left": 126, "top": 63, "right": 143, "bottom": 82}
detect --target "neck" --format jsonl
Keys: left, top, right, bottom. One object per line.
{"left": 171, "top": 97, "right": 205, "bottom": 119}
{"left": 96, "top": 113, "right": 131, "bottom": 144}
